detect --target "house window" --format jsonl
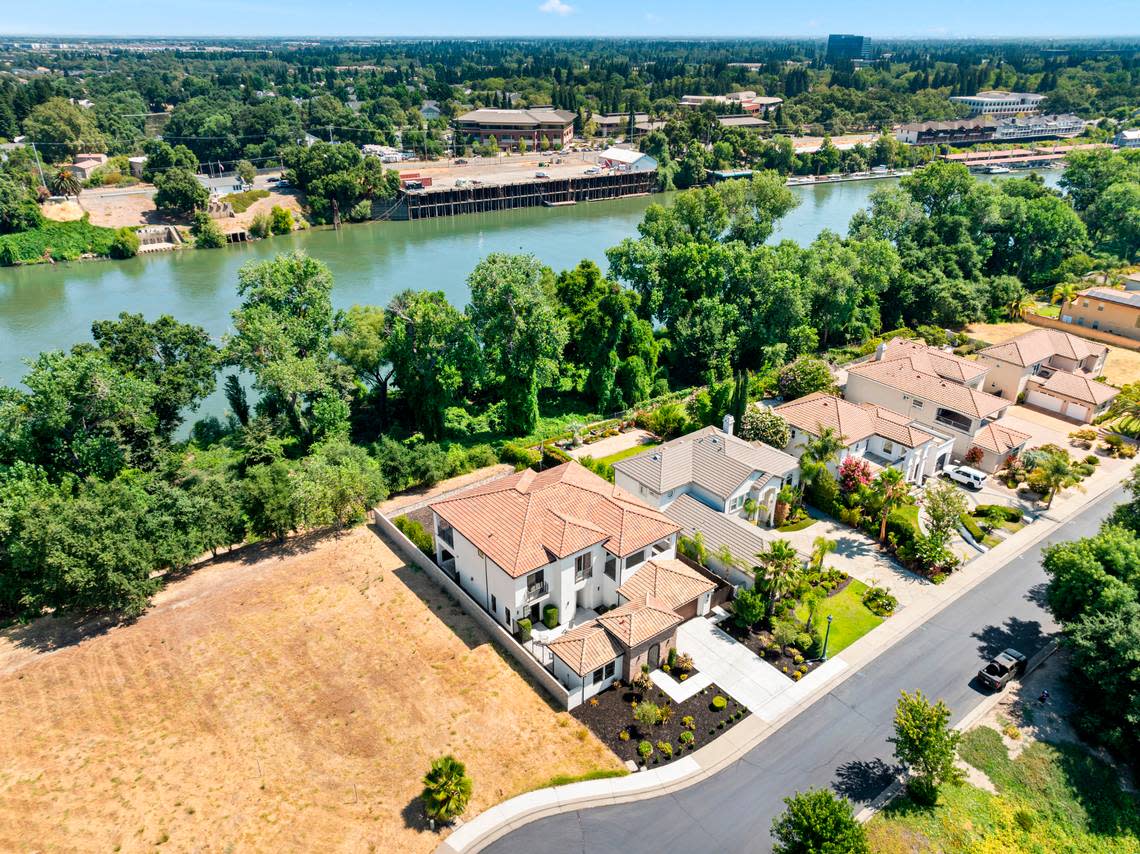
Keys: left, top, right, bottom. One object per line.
{"left": 1097, "top": 304, "right": 1104, "bottom": 311}
{"left": 912, "top": 400, "right": 924, "bottom": 409}
{"left": 604, "top": 661, "right": 615, "bottom": 679}
{"left": 575, "top": 552, "right": 593, "bottom": 582}
{"left": 437, "top": 523, "right": 454, "bottom": 547}
{"left": 651, "top": 540, "right": 669, "bottom": 556}
{"left": 626, "top": 550, "right": 645, "bottom": 568}
{"left": 491, "top": 595, "right": 497, "bottom": 613}
{"left": 789, "top": 429, "right": 797, "bottom": 439}
{"left": 882, "top": 440, "right": 894, "bottom": 455}
{"left": 505, "top": 607, "right": 511, "bottom": 626}
{"left": 934, "top": 408, "right": 972, "bottom": 432}
{"left": 604, "top": 555, "right": 617, "bottom": 579}
{"left": 592, "top": 667, "right": 605, "bottom": 684}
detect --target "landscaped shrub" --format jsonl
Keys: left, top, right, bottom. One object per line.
{"left": 681, "top": 715, "right": 695, "bottom": 730}
{"left": 107, "top": 227, "right": 140, "bottom": 259}
{"left": 634, "top": 700, "right": 661, "bottom": 728}
{"left": 959, "top": 512, "right": 985, "bottom": 542}
{"left": 516, "top": 618, "right": 533, "bottom": 642}
{"left": 666, "top": 646, "right": 678, "bottom": 668}
{"left": 394, "top": 515, "right": 434, "bottom": 556}
{"left": 862, "top": 585, "right": 898, "bottom": 617}
{"left": 542, "top": 604, "right": 559, "bottom": 629}
{"left": 619, "top": 730, "right": 630, "bottom": 741}
{"left": 637, "top": 740, "right": 653, "bottom": 760}
{"left": 711, "top": 695, "right": 727, "bottom": 712}
{"left": 805, "top": 467, "right": 841, "bottom": 517}
{"left": 973, "top": 504, "right": 1022, "bottom": 523}
{"left": 777, "top": 357, "right": 836, "bottom": 400}
{"left": 679, "top": 730, "right": 695, "bottom": 746}
{"left": 499, "top": 441, "right": 540, "bottom": 469}
{"left": 1084, "top": 454, "right": 1099, "bottom": 466}
{"left": 964, "top": 446, "right": 985, "bottom": 466}
{"left": 657, "top": 741, "right": 673, "bottom": 759}
{"left": 658, "top": 704, "right": 674, "bottom": 725}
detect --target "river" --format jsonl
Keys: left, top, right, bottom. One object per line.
{"left": 0, "top": 171, "right": 1061, "bottom": 413}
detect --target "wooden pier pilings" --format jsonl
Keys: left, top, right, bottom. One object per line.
{"left": 389, "top": 170, "right": 656, "bottom": 221}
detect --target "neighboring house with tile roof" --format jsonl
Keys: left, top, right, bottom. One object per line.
{"left": 844, "top": 339, "right": 1014, "bottom": 460}
{"left": 1059, "top": 287, "right": 1140, "bottom": 343}
{"left": 617, "top": 558, "right": 716, "bottom": 619}
{"left": 611, "top": 423, "right": 800, "bottom": 526}
{"left": 430, "top": 461, "right": 680, "bottom": 637}
{"left": 772, "top": 393, "right": 954, "bottom": 485}
{"left": 971, "top": 422, "right": 1032, "bottom": 473}
{"left": 974, "top": 328, "right": 1116, "bottom": 423}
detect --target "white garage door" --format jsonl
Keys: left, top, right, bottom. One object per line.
{"left": 1067, "top": 403, "right": 1090, "bottom": 422}
{"left": 1026, "top": 390, "right": 1064, "bottom": 413}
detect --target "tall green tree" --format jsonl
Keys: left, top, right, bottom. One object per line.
{"left": 770, "top": 789, "right": 870, "bottom": 854}
{"left": 889, "top": 689, "right": 963, "bottom": 805}
{"left": 467, "top": 253, "right": 567, "bottom": 435}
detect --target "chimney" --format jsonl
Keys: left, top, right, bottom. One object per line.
{"left": 722, "top": 414, "right": 735, "bottom": 436}
{"left": 875, "top": 341, "right": 887, "bottom": 361}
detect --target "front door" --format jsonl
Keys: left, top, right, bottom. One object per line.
{"left": 648, "top": 643, "right": 660, "bottom": 669}
{"left": 530, "top": 603, "right": 541, "bottom": 624}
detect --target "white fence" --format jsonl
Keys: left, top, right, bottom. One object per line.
{"left": 373, "top": 510, "right": 575, "bottom": 709}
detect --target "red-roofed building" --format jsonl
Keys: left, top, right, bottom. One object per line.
{"left": 430, "top": 461, "right": 680, "bottom": 637}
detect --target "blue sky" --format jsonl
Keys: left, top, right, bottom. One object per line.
{"left": 3, "top": 0, "right": 1138, "bottom": 39}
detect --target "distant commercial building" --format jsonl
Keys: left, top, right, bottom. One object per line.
{"left": 592, "top": 113, "right": 649, "bottom": 136}
{"left": 949, "top": 91, "right": 1045, "bottom": 117}
{"left": 826, "top": 34, "right": 872, "bottom": 63}
{"left": 896, "top": 118, "right": 996, "bottom": 146}
{"left": 453, "top": 107, "right": 575, "bottom": 150}
{"left": 679, "top": 91, "right": 782, "bottom": 113}
{"left": 1114, "top": 128, "right": 1140, "bottom": 148}
{"left": 717, "top": 115, "right": 769, "bottom": 130}
{"left": 993, "top": 114, "right": 1084, "bottom": 142}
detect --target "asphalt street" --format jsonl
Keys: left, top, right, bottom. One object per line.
{"left": 485, "top": 485, "right": 1125, "bottom": 854}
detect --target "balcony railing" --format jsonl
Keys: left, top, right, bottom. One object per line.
{"left": 575, "top": 566, "right": 593, "bottom": 582}
{"left": 524, "top": 581, "right": 549, "bottom": 602}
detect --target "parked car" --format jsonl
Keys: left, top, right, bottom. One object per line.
{"left": 945, "top": 465, "right": 987, "bottom": 490}
{"left": 535, "top": 171, "right": 550, "bottom": 178}
{"left": 454, "top": 158, "right": 468, "bottom": 165}
{"left": 584, "top": 166, "right": 600, "bottom": 174}
{"left": 977, "top": 648, "right": 1027, "bottom": 691}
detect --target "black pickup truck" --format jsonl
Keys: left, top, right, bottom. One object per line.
{"left": 978, "top": 648, "right": 1027, "bottom": 691}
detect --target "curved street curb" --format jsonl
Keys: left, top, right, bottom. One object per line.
{"left": 435, "top": 469, "right": 1125, "bottom": 854}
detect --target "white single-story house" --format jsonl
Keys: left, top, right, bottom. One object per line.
{"left": 612, "top": 423, "right": 800, "bottom": 526}
{"left": 772, "top": 393, "right": 953, "bottom": 485}
{"left": 596, "top": 146, "right": 657, "bottom": 173}
{"left": 196, "top": 174, "right": 245, "bottom": 197}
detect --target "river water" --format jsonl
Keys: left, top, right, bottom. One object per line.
{"left": 0, "top": 171, "right": 1061, "bottom": 408}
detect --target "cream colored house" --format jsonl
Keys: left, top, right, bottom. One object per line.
{"left": 772, "top": 393, "right": 954, "bottom": 485}
{"left": 1060, "top": 287, "right": 1140, "bottom": 344}
{"left": 975, "top": 329, "right": 1116, "bottom": 423}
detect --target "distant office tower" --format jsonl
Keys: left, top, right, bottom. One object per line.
{"left": 826, "top": 34, "right": 872, "bottom": 63}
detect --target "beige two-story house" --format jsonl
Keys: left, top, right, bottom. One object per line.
{"left": 1060, "top": 287, "right": 1140, "bottom": 344}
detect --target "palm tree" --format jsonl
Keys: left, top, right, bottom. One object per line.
{"left": 1037, "top": 455, "right": 1081, "bottom": 509}
{"left": 1050, "top": 281, "right": 1079, "bottom": 306}
{"left": 754, "top": 539, "right": 802, "bottom": 619}
{"left": 800, "top": 425, "right": 847, "bottom": 487}
{"left": 50, "top": 168, "right": 81, "bottom": 200}
{"left": 421, "top": 754, "right": 473, "bottom": 822}
{"left": 1007, "top": 293, "right": 1034, "bottom": 320}
{"left": 810, "top": 535, "right": 837, "bottom": 572}
{"left": 874, "top": 468, "right": 911, "bottom": 543}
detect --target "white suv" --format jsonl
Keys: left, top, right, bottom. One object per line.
{"left": 945, "top": 465, "right": 987, "bottom": 490}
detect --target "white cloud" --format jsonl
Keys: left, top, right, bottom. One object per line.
{"left": 539, "top": 0, "right": 574, "bottom": 14}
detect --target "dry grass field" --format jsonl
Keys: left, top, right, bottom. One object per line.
{"left": 0, "top": 524, "right": 621, "bottom": 853}
{"left": 967, "top": 321, "right": 1140, "bottom": 387}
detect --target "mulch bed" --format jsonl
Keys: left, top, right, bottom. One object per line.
{"left": 661, "top": 664, "right": 700, "bottom": 684}
{"left": 720, "top": 620, "right": 823, "bottom": 682}
{"left": 572, "top": 681, "right": 749, "bottom": 766}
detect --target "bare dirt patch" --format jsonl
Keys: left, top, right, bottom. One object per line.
{"left": 0, "top": 524, "right": 620, "bottom": 852}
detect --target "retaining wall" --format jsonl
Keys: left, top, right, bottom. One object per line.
{"left": 373, "top": 510, "right": 574, "bottom": 709}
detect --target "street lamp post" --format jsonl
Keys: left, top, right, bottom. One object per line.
{"left": 822, "top": 614, "right": 834, "bottom": 661}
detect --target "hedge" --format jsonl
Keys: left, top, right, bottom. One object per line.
{"left": 885, "top": 504, "right": 920, "bottom": 550}
{"left": 542, "top": 604, "right": 559, "bottom": 629}
{"left": 959, "top": 512, "right": 985, "bottom": 542}
{"left": 973, "top": 504, "right": 1022, "bottom": 523}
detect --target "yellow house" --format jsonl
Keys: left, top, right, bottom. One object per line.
{"left": 1061, "top": 287, "right": 1140, "bottom": 343}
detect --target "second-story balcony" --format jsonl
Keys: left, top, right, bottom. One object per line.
{"left": 524, "top": 581, "right": 550, "bottom": 603}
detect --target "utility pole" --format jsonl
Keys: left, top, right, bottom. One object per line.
{"left": 30, "top": 142, "right": 48, "bottom": 195}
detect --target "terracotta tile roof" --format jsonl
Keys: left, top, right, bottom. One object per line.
{"left": 430, "top": 462, "right": 679, "bottom": 578}
{"left": 546, "top": 621, "right": 623, "bottom": 677}
{"left": 847, "top": 359, "right": 1009, "bottom": 419}
{"left": 617, "top": 558, "right": 716, "bottom": 611}
{"left": 972, "top": 421, "right": 1031, "bottom": 455}
{"left": 1032, "top": 372, "right": 1119, "bottom": 406}
{"left": 611, "top": 425, "right": 798, "bottom": 500}
{"left": 876, "top": 338, "right": 989, "bottom": 383}
{"left": 977, "top": 328, "right": 1107, "bottom": 367}
{"left": 858, "top": 403, "right": 936, "bottom": 448}
{"left": 596, "top": 594, "right": 682, "bottom": 648}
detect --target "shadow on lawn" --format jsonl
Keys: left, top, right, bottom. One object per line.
{"left": 832, "top": 757, "right": 901, "bottom": 803}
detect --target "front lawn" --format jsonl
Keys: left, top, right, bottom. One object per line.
{"left": 597, "top": 441, "right": 662, "bottom": 466}
{"left": 776, "top": 516, "right": 817, "bottom": 532}
{"left": 868, "top": 726, "right": 1140, "bottom": 853}
{"left": 793, "top": 578, "right": 883, "bottom": 656}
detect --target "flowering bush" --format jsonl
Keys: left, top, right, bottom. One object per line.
{"left": 838, "top": 456, "right": 873, "bottom": 494}
{"left": 964, "top": 446, "right": 985, "bottom": 466}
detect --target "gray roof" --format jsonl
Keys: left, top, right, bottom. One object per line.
{"left": 1079, "top": 287, "right": 1140, "bottom": 309}
{"left": 455, "top": 108, "right": 575, "bottom": 126}
{"left": 612, "top": 425, "right": 798, "bottom": 501}
{"left": 665, "top": 494, "right": 807, "bottom": 568}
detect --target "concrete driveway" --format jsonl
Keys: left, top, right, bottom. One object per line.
{"left": 675, "top": 618, "right": 791, "bottom": 715}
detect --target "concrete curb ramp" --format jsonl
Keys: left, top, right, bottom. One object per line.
{"left": 434, "top": 466, "right": 1123, "bottom": 854}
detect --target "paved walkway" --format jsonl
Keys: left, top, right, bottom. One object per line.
{"left": 674, "top": 618, "right": 792, "bottom": 716}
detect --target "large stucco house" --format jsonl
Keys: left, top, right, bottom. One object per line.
{"left": 974, "top": 328, "right": 1117, "bottom": 423}
{"left": 611, "top": 423, "right": 800, "bottom": 526}
{"left": 429, "top": 460, "right": 726, "bottom": 706}
{"left": 772, "top": 392, "right": 954, "bottom": 485}
{"left": 843, "top": 339, "right": 1028, "bottom": 469}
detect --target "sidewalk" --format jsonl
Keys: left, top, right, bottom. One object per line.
{"left": 436, "top": 462, "right": 1126, "bottom": 854}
